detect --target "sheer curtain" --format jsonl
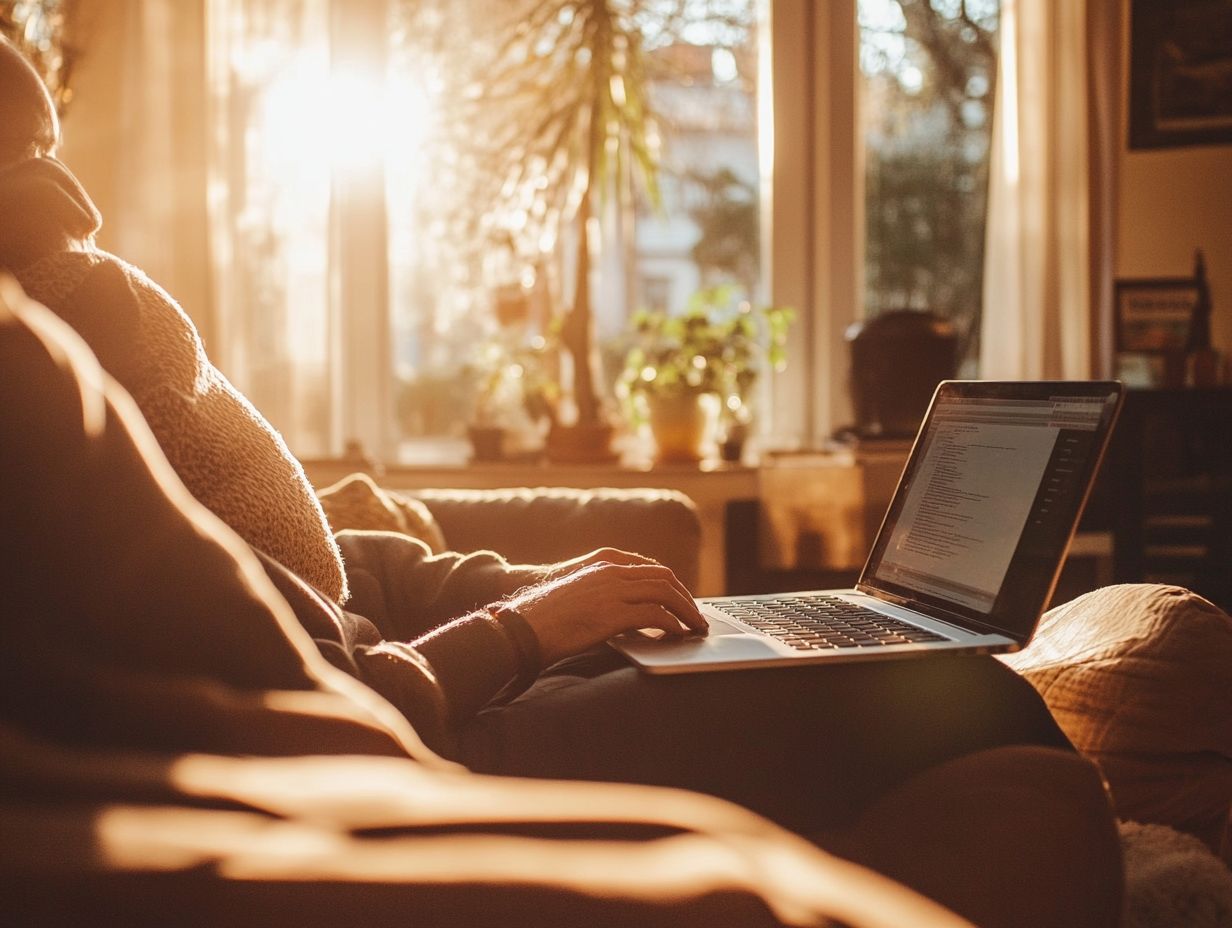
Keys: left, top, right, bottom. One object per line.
{"left": 59, "top": 0, "right": 213, "bottom": 348}
{"left": 205, "top": 0, "right": 392, "bottom": 459}
{"left": 980, "top": 0, "right": 1117, "bottom": 380}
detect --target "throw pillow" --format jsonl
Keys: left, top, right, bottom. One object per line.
{"left": 1001, "top": 584, "right": 1232, "bottom": 850}
{"left": 318, "top": 472, "right": 447, "bottom": 553}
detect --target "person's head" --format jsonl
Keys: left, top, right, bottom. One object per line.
{"left": 0, "top": 36, "right": 60, "bottom": 165}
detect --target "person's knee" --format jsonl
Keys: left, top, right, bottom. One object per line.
{"left": 822, "top": 745, "right": 1123, "bottom": 928}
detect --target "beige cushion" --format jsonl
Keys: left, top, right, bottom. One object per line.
{"left": 317, "top": 472, "right": 447, "bottom": 553}
{"left": 1002, "top": 584, "right": 1232, "bottom": 847}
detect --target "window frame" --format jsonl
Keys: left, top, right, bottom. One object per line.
{"left": 764, "top": 0, "right": 859, "bottom": 450}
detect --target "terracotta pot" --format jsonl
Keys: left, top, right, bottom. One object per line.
{"left": 646, "top": 391, "right": 719, "bottom": 463}
{"left": 467, "top": 425, "right": 506, "bottom": 462}
{"left": 546, "top": 420, "right": 618, "bottom": 464}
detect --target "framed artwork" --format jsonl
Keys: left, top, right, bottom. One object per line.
{"left": 1115, "top": 278, "right": 1200, "bottom": 353}
{"left": 1128, "top": 0, "right": 1232, "bottom": 150}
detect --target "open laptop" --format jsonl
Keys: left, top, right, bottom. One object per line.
{"left": 613, "top": 380, "right": 1123, "bottom": 674}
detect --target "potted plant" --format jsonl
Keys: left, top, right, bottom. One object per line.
{"left": 466, "top": 335, "right": 557, "bottom": 462}
{"left": 618, "top": 286, "right": 793, "bottom": 463}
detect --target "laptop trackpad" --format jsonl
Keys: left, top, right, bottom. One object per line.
{"left": 634, "top": 615, "right": 746, "bottom": 640}
{"left": 617, "top": 616, "right": 784, "bottom": 669}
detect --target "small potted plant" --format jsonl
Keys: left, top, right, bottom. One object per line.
{"left": 467, "top": 336, "right": 557, "bottom": 462}
{"left": 618, "top": 286, "right": 793, "bottom": 463}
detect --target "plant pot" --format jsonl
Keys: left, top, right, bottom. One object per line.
{"left": 467, "top": 425, "right": 506, "bottom": 462}
{"left": 546, "top": 420, "right": 619, "bottom": 464}
{"left": 719, "top": 420, "right": 750, "bottom": 463}
{"left": 646, "top": 391, "right": 719, "bottom": 463}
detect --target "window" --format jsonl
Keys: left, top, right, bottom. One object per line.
{"left": 386, "top": 1, "right": 766, "bottom": 461}
{"left": 207, "top": 0, "right": 999, "bottom": 460}
{"left": 859, "top": 0, "right": 999, "bottom": 373}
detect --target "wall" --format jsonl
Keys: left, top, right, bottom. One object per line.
{"left": 1116, "top": 3, "right": 1232, "bottom": 356}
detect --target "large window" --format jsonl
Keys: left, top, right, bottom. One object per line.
{"left": 859, "top": 0, "right": 998, "bottom": 373}
{"left": 207, "top": 0, "right": 999, "bottom": 460}
{"left": 385, "top": 1, "right": 765, "bottom": 461}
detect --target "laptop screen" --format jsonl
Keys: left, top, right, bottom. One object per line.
{"left": 859, "top": 381, "right": 1122, "bottom": 640}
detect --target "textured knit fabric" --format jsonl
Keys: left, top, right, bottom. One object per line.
{"left": 318, "top": 472, "right": 448, "bottom": 553}
{"left": 1001, "top": 583, "right": 1232, "bottom": 847}
{"left": 266, "top": 530, "right": 545, "bottom": 753}
{"left": 0, "top": 156, "right": 348, "bottom": 603}
{"left": 0, "top": 276, "right": 412, "bottom": 758}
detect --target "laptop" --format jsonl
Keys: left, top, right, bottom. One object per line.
{"left": 612, "top": 380, "right": 1123, "bottom": 674}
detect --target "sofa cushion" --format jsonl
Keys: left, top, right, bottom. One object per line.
{"left": 318, "top": 472, "right": 447, "bottom": 553}
{"left": 409, "top": 486, "right": 702, "bottom": 593}
{"left": 1001, "top": 584, "right": 1232, "bottom": 847}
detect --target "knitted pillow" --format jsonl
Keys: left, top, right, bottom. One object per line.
{"left": 317, "top": 472, "right": 446, "bottom": 554}
{"left": 1001, "top": 584, "right": 1232, "bottom": 849}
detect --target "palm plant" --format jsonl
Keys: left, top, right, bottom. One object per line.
{"left": 426, "top": 0, "right": 660, "bottom": 458}
{"left": 414, "top": 0, "right": 752, "bottom": 458}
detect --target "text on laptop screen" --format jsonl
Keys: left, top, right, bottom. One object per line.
{"left": 864, "top": 392, "right": 1114, "bottom": 627}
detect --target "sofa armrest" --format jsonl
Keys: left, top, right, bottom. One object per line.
{"left": 405, "top": 487, "right": 702, "bottom": 593}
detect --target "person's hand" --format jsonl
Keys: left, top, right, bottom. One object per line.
{"left": 541, "top": 547, "right": 669, "bottom": 583}
{"left": 503, "top": 558, "right": 708, "bottom": 666}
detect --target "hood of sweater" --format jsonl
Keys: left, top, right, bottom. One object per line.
{"left": 0, "top": 157, "right": 102, "bottom": 271}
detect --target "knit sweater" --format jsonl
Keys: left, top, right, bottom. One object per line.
{"left": 0, "top": 156, "right": 348, "bottom": 602}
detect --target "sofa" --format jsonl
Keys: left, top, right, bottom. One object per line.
{"left": 2, "top": 275, "right": 1229, "bottom": 927}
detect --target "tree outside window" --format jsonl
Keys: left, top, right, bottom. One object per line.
{"left": 860, "top": 0, "right": 999, "bottom": 373}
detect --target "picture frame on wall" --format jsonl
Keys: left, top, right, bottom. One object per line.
{"left": 1116, "top": 278, "right": 1200, "bottom": 353}
{"left": 1114, "top": 278, "right": 1201, "bottom": 387}
{"left": 1128, "top": 0, "right": 1232, "bottom": 150}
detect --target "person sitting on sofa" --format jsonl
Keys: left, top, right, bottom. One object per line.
{"left": 0, "top": 37, "right": 1122, "bottom": 927}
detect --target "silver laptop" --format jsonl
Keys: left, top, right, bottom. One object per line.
{"left": 613, "top": 380, "right": 1123, "bottom": 674}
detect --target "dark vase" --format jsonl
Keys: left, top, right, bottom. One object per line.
{"left": 467, "top": 425, "right": 506, "bottom": 462}
{"left": 718, "top": 420, "right": 750, "bottom": 463}
{"left": 846, "top": 310, "right": 958, "bottom": 439}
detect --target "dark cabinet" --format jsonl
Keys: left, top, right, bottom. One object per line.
{"left": 1081, "top": 388, "right": 1232, "bottom": 610}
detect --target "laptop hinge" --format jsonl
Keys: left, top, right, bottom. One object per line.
{"left": 856, "top": 583, "right": 910, "bottom": 607}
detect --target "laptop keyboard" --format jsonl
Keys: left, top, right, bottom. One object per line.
{"left": 715, "top": 594, "right": 947, "bottom": 651}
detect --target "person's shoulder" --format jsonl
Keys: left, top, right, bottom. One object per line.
{"left": 12, "top": 248, "right": 105, "bottom": 308}
{"left": 87, "top": 250, "right": 203, "bottom": 345}
{"left": 90, "top": 249, "right": 180, "bottom": 308}
{"left": 27, "top": 249, "right": 207, "bottom": 392}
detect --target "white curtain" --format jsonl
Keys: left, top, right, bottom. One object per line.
{"left": 980, "top": 0, "right": 1096, "bottom": 380}
{"left": 59, "top": 0, "right": 213, "bottom": 349}
{"left": 205, "top": 0, "right": 393, "bottom": 459}
{"left": 206, "top": 0, "right": 337, "bottom": 457}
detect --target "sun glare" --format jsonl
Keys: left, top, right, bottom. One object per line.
{"left": 258, "top": 55, "right": 436, "bottom": 184}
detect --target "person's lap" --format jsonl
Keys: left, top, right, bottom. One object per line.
{"left": 457, "top": 647, "right": 1072, "bottom": 836}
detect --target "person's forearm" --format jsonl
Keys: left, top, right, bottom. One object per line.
{"left": 344, "top": 610, "right": 529, "bottom": 755}
{"left": 258, "top": 551, "right": 533, "bottom": 754}
{"left": 337, "top": 530, "right": 544, "bottom": 637}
